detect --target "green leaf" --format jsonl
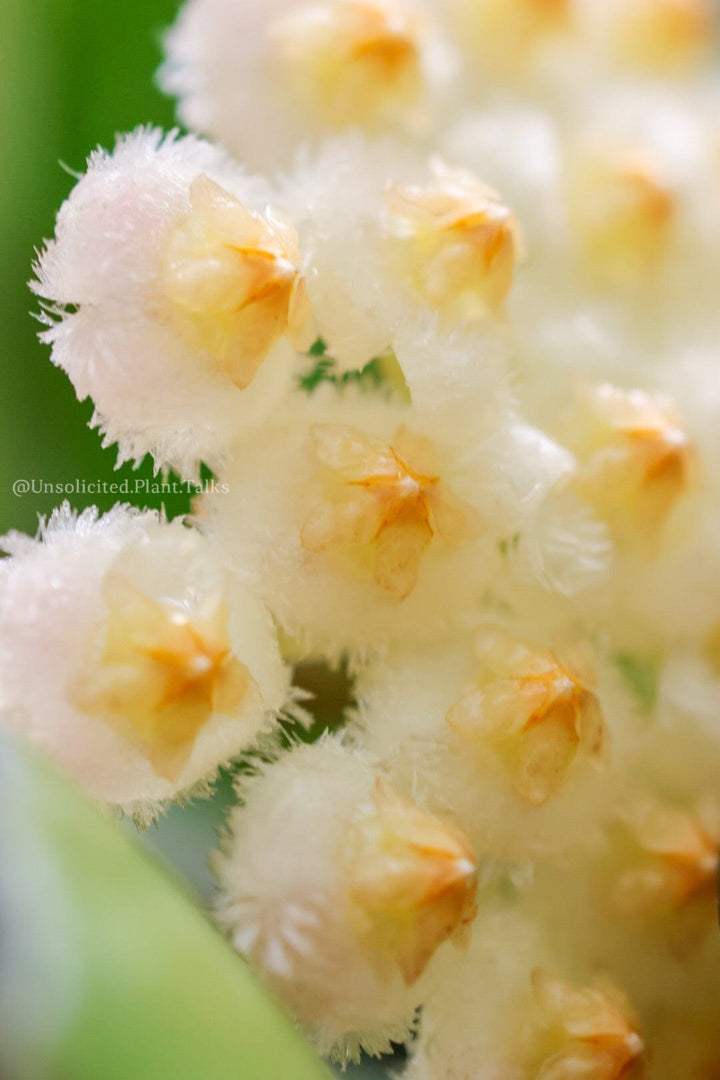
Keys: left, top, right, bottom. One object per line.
{"left": 0, "top": 735, "right": 333, "bottom": 1080}
{"left": 612, "top": 651, "right": 659, "bottom": 715}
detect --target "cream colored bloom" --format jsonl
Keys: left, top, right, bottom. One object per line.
{"left": 271, "top": 1, "right": 421, "bottom": 128}
{"left": 611, "top": 796, "right": 720, "bottom": 917}
{"left": 301, "top": 422, "right": 482, "bottom": 601}
{"left": 214, "top": 740, "right": 477, "bottom": 1062}
{"left": 344, "top": 779, "right": 477, "bottom": 984}
{"left": 0, "top": 505, "right": 287, "bottom": 818}
{"left": 31, "top": 129, "right": 304, "bottom": 479}
{"left": 571, "top": 384, "right": 696, "bottom": 550}
{"left": 160, "top": 174, "right": 313, "bottom": 390}
{"left": 606, "top": 0, "right": 714, "bottom": 73}
{"left": 385, "top": 162, "right": 522, "bottom": 318}
{"left": 531, "top": 969, "right": 644, "bottom": 1080}
{"left": 446, "top": 631, "right": 607, "bottom": 806}
{"left": 566, "top": 144, "right": 676, "bottom": 286}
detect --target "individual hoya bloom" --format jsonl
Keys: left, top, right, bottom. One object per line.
{"left": 567, "top": 383, "right": 697, "bottom": 553}
{"left": 354, "top": 633, "right": 619, "bottom": 864}
{"left": 214, "top": 738, "right": 477, "bottom": 1062}
{"left": 31, "top": 128, "right": 313, "bottom": 479}
{"left": 445, "top": 629, "right": 608, "bottom": 808}
{"left": 609, "top": 795, "right": 720, "bottom": 923}
{"left": 160, "top": 0, "right": 456, "bottom": 171}
{"left": 443, "top": 0, "right": 573, "bottom": 83}
{"left": 0, "top": 504, "right": 287, "bottom": 820}
{"left": 529, "top": 968, "right": 644, "bottom": 1080}
{"left": 207, "top": 392, "right": 598, "bottom": 659}
{"left": 283, "top": 135, "right": 519, "bottom": 385}
{"left": 564, "top": 138, "right": 677, "bottom": 288}
{"left": 578, "top": 0, "right": 716, "bottom": 76}
{"left": 384, "top": 160, "right": 523, "bottom": 320}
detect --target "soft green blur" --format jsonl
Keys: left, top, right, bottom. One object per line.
{"left": 0, "top": 0, "right": 188, "bottom": 536}
{"left": 0, "top": 735, "right": 334, "bottom": 1080}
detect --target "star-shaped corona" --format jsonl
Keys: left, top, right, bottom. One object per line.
{"left": 301, "top": 422, "right": 482, "bottom": 601}
{"left": 72, "top": 573, "right": 257, "bottom": 781}
{"left": 611, "top": 797, "right": 720, "bottom": 917}
{"left": 531, "top": 969, "right": 644, "bottom": 1080}
{"left": 344, "top": 779, "right": 478, "bottom": 985}
{"left": 161, "top": 174, "right": 314, "bottom": 389}
{"left": 566, "top": 146, "right": 676, "bottom": 286}
{"left": 446, "top": 632, "right": 608, "bottom": 805}
{"left": 271, "top": 0, "right": 421, "bottom": 128}
{"left": 385, "top": 163, "right": 522, "bottom": 318}
{"left": 572, "top": 384, "right": 696, "bottom": 549}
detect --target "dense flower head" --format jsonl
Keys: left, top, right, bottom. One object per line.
{"left": 16, "top": 0, "right": 720, "bottom": 1074}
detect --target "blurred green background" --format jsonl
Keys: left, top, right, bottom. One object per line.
{"left": 0, "top": 0, "right": 188, "bottom": 537}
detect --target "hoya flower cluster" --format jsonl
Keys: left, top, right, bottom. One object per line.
{"left": 6, "top": 0, "right": 720, "bottom": 1074}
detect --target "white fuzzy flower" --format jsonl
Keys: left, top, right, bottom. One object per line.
{"left": 354, "top": 633, "right": 623, "bottom": 864}
{"left": 0, "top": 504, "right": 287, "bottom": 820}
{"left": 214, "top": 738, "right": 477, "bottom": 1063}
{"left": 283, "top": 135, "right": 520, "bottom": 390}
{"left": 159, "top": 0, "right": 457, "bottom": 171}
{"left": 204, "top": 387, "right": 605, "bottom": 659}
{"left": 32, "top": 128, "right": 313, "bottom": 479}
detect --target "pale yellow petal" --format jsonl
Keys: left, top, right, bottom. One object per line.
{"left": 373, "top": 509, "right": 433, "bottom": 601}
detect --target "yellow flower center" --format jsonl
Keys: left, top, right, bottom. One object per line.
{"left": 451, "top": 0, "right": 571, "bottom": 69}
{"left": 160, "top": 174, "right": 313, "bottom": 389}
{"left": 344, "top": 779, "right": 478, "bottom": 984}
{"left": 271, "top": 0, "right": 421, "bottom": 128}
{"left": 573, "top": 384, "right": 696, "bottom": 549}
{"left": 446, "top": 633, "right": 607, "bottom": 805}
{"left": 301, "top": 422, "right": 482, "bottom": 601}
{"left": 532, "top": 969, "right": 644, "bottom": 1080}
{"left": 566, "top": 148, "right": 676, "bottom": 285}
{"left": 72, "top": 572, "right": 257, "bottom": 780}
{"left": 610, "top": 0, "right": 713, "bottom": 73}
{"left": 612, "top": 799, "right": 720, "bottom": 916}
{"left": 385, "top": 165, "right": 521, "bottom": 318}
{"left": 569, "top": 145, "right": 677, "bottom": 287}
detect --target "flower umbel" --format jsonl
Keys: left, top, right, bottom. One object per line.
{"left": 344, "top": 779, "right": 478, "bottom": 985}
{"left": 446, "top": 632, "right": 607, "bottom": 805}
{"left": 161, "top": 174, "right": 313, "bottom": 389}
{"left": 72, "top": 572, "right": 258, "bottom": 781}
{"left": 301, "top": 422, "right": 482, "bottom": 601}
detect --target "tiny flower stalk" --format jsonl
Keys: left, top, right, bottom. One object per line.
{"left": 610, "top": 798, "right": 720, "bottom": 918}
{"left": 344, "top": 780, "right": 478, "bottom": 985}
{"left": 566, "top": 147, "right": 676, "bottom": 286}
{"left": 72, "top": 573, "right": 259, "bottom": 781}
{"left": 446, "top": 633, "right": 608, "bottom": 805}
{"left": 531, "top": 969, "right": 644, "bottom": 1080}
{"left": 160, "top": 174, "right": 314, "bottom": 389}
{"left": 301, "top": 423, "right": 482, "bottom": 601}
{"left": 571, "top": 384, "right": 696, "bottom": 551}
{"left": 271, "top": 0, "right": 421, "bottom": 128}
{"left": 385, "top": 164, "right": 522, "bottom": 319}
